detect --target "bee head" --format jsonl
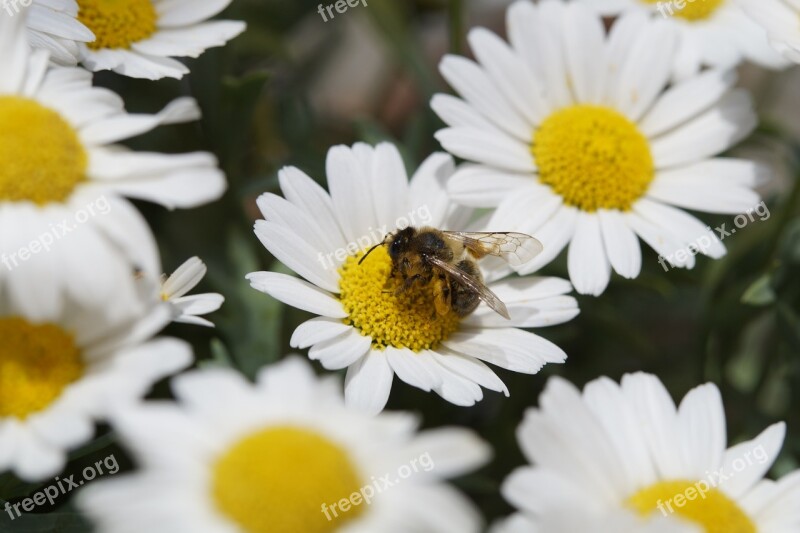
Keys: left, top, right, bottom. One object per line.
{"left": 388, "top": 227, "right": 416, "bottom": 260}
{"left": 359, "top": 227, "right": 414, "bottom": 266}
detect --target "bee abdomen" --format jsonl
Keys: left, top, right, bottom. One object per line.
{"left": 450, "top": 259, "right": 481, "bottom": 317}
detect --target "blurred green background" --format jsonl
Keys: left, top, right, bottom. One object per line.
{"left": 2, "top": 0, "right": 800, "bottom": 530}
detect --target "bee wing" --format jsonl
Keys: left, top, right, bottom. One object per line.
{"left": 427, "top": 256, "right": 510, "bottom": 320}
{"left": 442, "top": 232, "right": 543, "bottom": 267}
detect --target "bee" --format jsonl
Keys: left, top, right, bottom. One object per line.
{"left": 359, "top": 227, "right": 543, "bottom": 320}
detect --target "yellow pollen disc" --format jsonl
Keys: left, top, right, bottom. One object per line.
{"left": 642, "top": 0, "right": 725, "bottom": 20}
{"left": 338, "top": 246, "right": 461, "bottom": 352}
{"left": 0, "top": 317, "right": 84, "bottom": 419}
{"left": 0, "top": 97, "right": 87, "bottom": 205}
{"left": 532, "top": 105, "right": 654, "bottom": 212}
{"left": 78, "top": 0, "right": 158, "bottom": 50}
{"left": 212, "top": 426, "right": 365, "bottom": 533}
{"left": 627, "top": 479, "right": 757, "bottom": 533}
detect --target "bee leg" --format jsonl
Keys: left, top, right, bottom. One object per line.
{"left": 432, "top": 274, "right": 451, "bottom": 317}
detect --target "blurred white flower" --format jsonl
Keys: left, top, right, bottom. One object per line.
{"left": 581, "top": 0, "right": 789, "bottom": 78}
{"left": 496, "top": 373, "right": 800, "bottom": 532}
{"left": 9, "top": 0, "right": 95, "bottom": 65}
{"left": 0, "top": 280, "right": 191, "bottom": 482}
{"left": 78, "top": 356, "right": 491, "bottom": 533}
{"left": 0, "top": 13, "right": 226, "bottom": 318}
{"left": 160, "top": 257, "right": 224, "bottom": 327}
{"left": 16, "top": 0, "right": 246, "bottom": 79}
{"left": 736, "top": 0, "right": 800, "bottom": 64}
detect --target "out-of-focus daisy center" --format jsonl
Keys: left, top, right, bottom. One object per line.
{"left": 0, "top": 317, "right": 84, "bottom": 419}
{"left": 0, "top": 97, "right": 87, "bottom": 205}
{"left": 78, "top": 0, "right": 158, "bottom": 50}
{"left": 212, "top": 426, "right": 365, "bottom": 533}
{"left": 627, "top": 479, "right": 756, "bottom": 532}
{"left": 642, "top": 0, "right": 725, "bottom": 20}
{"left": 532, "top": 105, "right": 654, "bottom": 212}
{"left": 338, "top": 246, "right": 461, "bottom": 351}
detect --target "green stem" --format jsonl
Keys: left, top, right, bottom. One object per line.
{"left": 762, "top": 165, "right": 800, "bottom": 268}
{"left": 448, "top": 0, "right": 464, "bottom": 54}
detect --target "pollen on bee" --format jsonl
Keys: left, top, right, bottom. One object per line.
{"left": 337, "top": 246, "right": 460, "bottom": 352}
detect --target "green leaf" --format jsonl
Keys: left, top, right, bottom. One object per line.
{"left": 213, "top": 228, "right": 284, "bottom": 378}
{"left": 742, "top": 274, "right": 776, "bottom": 306}
{"left": 2, "top": 508, "right": 92, "bottom": 533}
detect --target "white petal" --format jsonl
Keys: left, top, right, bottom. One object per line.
{"left": 386, "top": 347, "right": 442, "bottom": 392}
{"left": 405, "top": 427, "right": 492, "bottom": 479}
{"left": 651, "top": 89, "right": 756, "bottom": 169}
{"left": 562, "top": 2, "right": 606, "bottom": 104}
{"left": 253, "top": 220, "right": 340, "bottom": 292}
{"left": 447, "top": 164, "right": 536, "bottom": 208}
{"left": 467, "top": 28, "right": 547, "bottom": 125}
{"left": 246, "top": 271, "right": 346, "bottom": 317}
{"left": 720, "top": 422, "right": 786, "bottom": 498}
{"left": 326, "top": 145, "right": 379, "bottom": 244}
{"left": 443, "top": 328, "right": 566, "bottom": 373}
{"left": 567, "top": 212, "right": 611, "bottom": 296}
{"left": 639, "top": 68, "right": 737, "bottom": 138}
{"left": 278, "top": 165, "right": 347, "bottom": 254}
{"left": 598, "top": 209, "right": 642, "bottom": 279}
{"left": 677, "top": 383, "right": 727, "bottom": 478}
{"left": 646, "top": 159, "right": 762, "bottom": 214}
{"left": 80, "top": 97, "right": 200, "bottom": 145}
{"left": 435, "top": 127, "right": 535, "bottom": 173}
{"left": 162, "top": 257, "right": 206, "bottom": 298}
{"left": 432, "top": 350, "right": 509, "bottom": 396}
{"left": 439, "top": 54, "right": 532, "bottom": 141}
{"left": 290, "top": 316, "right": 352, "bottom": 349}
{"left": 516, "top": 205, "right": 578, "bottom": 275}
{"left": 309, "top": 329, "right": 371, "bottom": 371}
{"left": 344, "top": 352, "right": 394, "bottom": 415}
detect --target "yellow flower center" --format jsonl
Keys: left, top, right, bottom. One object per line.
{"left": 78, "top": 0, "right": 158, "bottom": 50}
{"left": 532, "top": 105, "right": 654, "bottom": 212}
{"left": 212, "top": 426, "right": 365, "bottom": 533}
{"left": 338, "top": 246, "right": 461, "bottom": 351}
{"left": 0, "top": 317, "right": 84, "bottom": 419}
{"left": 627, "top": 479, "right": 757, "bottom": 533}
{"left": 0, "top": 97, "right": 87, "bottom": 205}
{"left": 642, "top": 0, "right": 725, "bottom": 21}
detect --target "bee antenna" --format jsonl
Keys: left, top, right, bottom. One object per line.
{"left": 358, "top": 236, "right": 388, "bottom": 265}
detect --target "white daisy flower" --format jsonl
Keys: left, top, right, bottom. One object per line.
{"left": 433, "top": 0, "right": 762, "bottom": 296}
{"left": 72, "top": 0, "right": 245, "bottom": 80}
{"left": 497, "top": 372, "right": 800, "bottom": 532}
{"left": 246, "top": 142, "right": 579, "bottom": 414}
{"left": 4, "top": 1, "right": 95, "bottom": 66}
{"left": 582, "top": 0, "right": 789, "bottom": 78}
{"left": 0, "top": 13, "right": 226, "bottom": 319}
{"left": 736, "top": 0, "right": 800, "bottom": 64}
{"left": 77, "top": 356, "right": 491, "bottom": 533}
{"left": 0, "top": 282, "right": 192, "bottom": 482}
{"left": 160, "top": 256, "right": 224, "bottom": 327}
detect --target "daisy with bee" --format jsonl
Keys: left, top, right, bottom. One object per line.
{"left": 248, "top": 142, "right": 579, "bottom": 414}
